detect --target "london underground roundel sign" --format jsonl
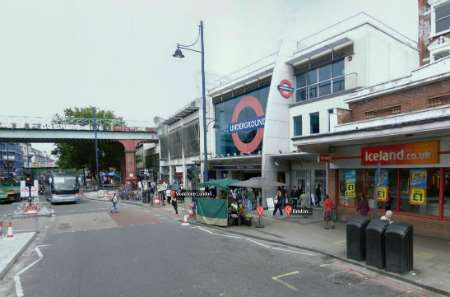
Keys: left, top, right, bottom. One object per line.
{"left": 277, "top": 79, "right": 294, "bottom": 98}
{"left": 229, "top": 96, "right": 265, "bottom": 154}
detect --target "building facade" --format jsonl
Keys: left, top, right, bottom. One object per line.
{"left": 205, "top": 12, "right": 418, "bottom": 201}
{"left": 158, "top": 99, "right": 201, "bottom": 189}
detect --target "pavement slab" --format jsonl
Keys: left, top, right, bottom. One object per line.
{"left": 0, "top": 232, "right": 36, "bottom": 280}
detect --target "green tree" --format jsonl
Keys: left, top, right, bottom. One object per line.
{"left": 51, "top": 107, "right": 125, "bottom": 175}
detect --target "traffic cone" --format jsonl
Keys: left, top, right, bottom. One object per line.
{"left": 6, "top": 222, "right": 14, "bottom": 239}
{"left": 181, "top": 214, "right": 190, "bottom": 226}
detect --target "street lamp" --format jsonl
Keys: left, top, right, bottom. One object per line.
{"left": 93, "top": 108, "right": 101, "bottom": 189}
{"left": 172, "top": 21, "right": 208, "bottom": 182}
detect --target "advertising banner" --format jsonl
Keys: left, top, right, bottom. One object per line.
{"left": 361, "top": 141, "right": 439, "bottom": 165}
{"left": 409, "top": 169, "right": 427, "bottom": 205}
{"left": 344, "top": 170, "right": 356, "bottom": 199}
{"left": 375, "top": 168, "right": 389, "bottom": 202}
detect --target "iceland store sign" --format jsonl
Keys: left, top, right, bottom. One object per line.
{"left": 228, "top": 95, "right": 265, "bottom": 154}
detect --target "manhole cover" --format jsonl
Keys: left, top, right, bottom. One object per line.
{"left": 329, "top": 271, "right": 364, "bottom": 286}
{"left": 58, "top": 223, "right": 71, "bottom": 230}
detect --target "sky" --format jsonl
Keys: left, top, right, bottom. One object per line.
{"left": 0, "top": 0, "right": 418, "bottom": 152}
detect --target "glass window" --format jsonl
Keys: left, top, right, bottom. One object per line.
{"left": 435, "top": 2, "right": 450, "bottom": 33}
{"left": 399, "top": 168, "right": 439, "bottom": 216}
{"left": 296, "top": 73, "right": 306, "bottom": 88}
{"left": 434, "top": 51, "right": 450, "bottom": 61}
{"left": 296, "top": 88, "right": 307, "bottom": 101}
{"left": 319, "top": 81, "right": 331, "bottom": 97}
{"left": 363, "top": 169, "right": 398, "bottom": 211}
{"left": 332, "top": 60, "right": 344, "bottom": 77}
{"left": 308, "top": 85, "right": 318, "bottom": 99}
{"left": 333, "top": 77, "right": 345, "bottom": 93}
{"left": 293, "top": 115, "right": 302, "bottom": 136}
{"left": 307, "top": 70, "right": 317, "bottom": 84}
{"left": 319, "top": 64, "right": 331, "bottom": 81}
{"left": 310, "top": 112, "right": 320, "bottom": 134}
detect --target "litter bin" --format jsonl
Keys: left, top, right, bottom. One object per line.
{"left": 346, "top": 216, "right": 370, "bottom": 261}
{"left": 385, "top": 222, "right": 413, "bottom": 274}
{"left": 365, "top": 219, "right": 389, "bottom": 269}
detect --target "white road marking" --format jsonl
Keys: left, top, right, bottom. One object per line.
{"left": 272, "top": 271, "right": 300, "bottom": 291}
{"left": 195, "top": 226, "right": 214, "bottom": 234}
{"left": 245, "top": 238, "right": 270, "bottom": 249}
{"left": 271, "top": 246, "right": 314, "bottom": 256}
{"left": 15, "top": 245, "right": 50, "bottom": 297}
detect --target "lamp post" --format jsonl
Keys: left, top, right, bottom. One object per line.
{"left": 93, "top": 108, "right": 100, "bottom": 189}
{"left": 172, "top": 21, "right": 208, "bottom": 182}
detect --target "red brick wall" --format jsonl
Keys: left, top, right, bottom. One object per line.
{"left": 337, "top": 207, "right": 450, "bottom": 240}
{"left": 347, "top": 79, "right": 450, "bottom": 122}
{"left": 336, "top": 108, "right": 352, "bottom": 124}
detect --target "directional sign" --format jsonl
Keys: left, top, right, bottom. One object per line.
{"left": 256, "top": 206, "right": 264, "bottom": 216}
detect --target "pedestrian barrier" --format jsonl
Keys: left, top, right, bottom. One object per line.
{"left": 181, "top": 215, "right": 190, "bottom": 226}
{"left": 6, "top": 222, "right": 14, "bottom": 239}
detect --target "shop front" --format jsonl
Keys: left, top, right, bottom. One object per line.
{"left": 330, "top": 139, "right": 450, "bottom": 239}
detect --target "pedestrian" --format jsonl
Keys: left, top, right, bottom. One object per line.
{"left": 110, "top": 191, "right": 119, "bottom": 213}
{"left": 171, "top": 189, "right": 178, "bottom": 215}
{"left": 166, "top": 187, "right": 172, "bottom": 204}
{"left": 315, "top": 184, "right": 323, "bottom": 207}
{"left": 380, "top": 210, "right": 393, "bottom": 224}
{"left": 356, "top": 194, "right": 370, "bottom": 216}
{"left": 323, "top": 194, "right": 335, "bottom": 229}
{"left": 272, "top": 187, "right": 283, "bottom": 216}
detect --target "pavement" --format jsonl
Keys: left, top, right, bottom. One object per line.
{"left": 0, "top": 192, "right": 446, "bottom": 297}
{"left": 84, "top": 194, "right": 450, "bottom": 295}
{"left": 0, "top": 232, "right": 36, "bottom": 280}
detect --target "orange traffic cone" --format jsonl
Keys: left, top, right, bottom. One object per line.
{"left": 6, "top": 222, "right": 14, "bottom": 239}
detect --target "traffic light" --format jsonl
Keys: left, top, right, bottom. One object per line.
{"left": 25, "top": 175, "right": 33, "bottom": 187}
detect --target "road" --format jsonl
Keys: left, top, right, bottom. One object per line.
{"left": 0, "top": 196, "right": 441, "bottom": 297}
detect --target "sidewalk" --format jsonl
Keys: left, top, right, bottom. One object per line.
{"left": 0, "top": 232, "right": 36, "bottom": 279}
{"left": 216, "top": 213, "right": 450, "bottom": 295}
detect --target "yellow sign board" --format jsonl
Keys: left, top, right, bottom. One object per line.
{"left": 376, "top": 186, "right": 388, "bottom": 202}
{"left": 345, "top": 183, "right": 356, "bottom": 198}
{"left": 410, "top": 188, "right": 426, "bottom": 205}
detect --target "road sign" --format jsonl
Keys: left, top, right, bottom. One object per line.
{"left": 277, "top": 79, "right": 294, "bottom": 98}
{"left": 256, "top": 206, "right": 264, "bottom": 216}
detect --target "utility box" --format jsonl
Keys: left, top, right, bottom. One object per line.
{"left": 385, "top": 223, "right": 413, "bottom": 274}
{"left": 346, "top": 216, "right": 370, "bottom": 261}
{"left": 366, "top": 219, "right": 390, "bottom": 269}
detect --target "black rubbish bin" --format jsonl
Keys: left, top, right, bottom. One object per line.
{"left": 385, "top": 222, "right": 413, "bottom": 274}
{"left": 346, "top": 216, "right": 370, "bottom": 261}
{"left": 365, "top": 219, "right": 390, "bottom": 269}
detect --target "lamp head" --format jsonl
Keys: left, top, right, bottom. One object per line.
{"left": 172, "top": 46, "right": 185, "bottom": 58}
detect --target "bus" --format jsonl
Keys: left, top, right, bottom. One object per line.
{"left": 0, "top": 178, "right": 20, "bottom": 203}
{"left": 49, "top": 173, "right": 80, "bottom": 204}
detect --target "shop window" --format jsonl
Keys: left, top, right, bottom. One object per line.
{"left": 444, "top": 169, "right": 450, "bottom": 217}
{"left": 363, "top": 169, "right": 397, "bottom": 211}
{"left": 339, "top": 169, "right": 363, "bottom": 208}
{"left": 310, "top": 112, "right": 320, "bottom": 134}
{"left": 399, "top": 168, "right": 440, "bottom": 216}
{"left": 293, "top": 115, "right": 302, "bottom": 136}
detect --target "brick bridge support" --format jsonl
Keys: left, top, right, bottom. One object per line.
{"left": 117, "top": 140, "right": 142, "bottom": 183}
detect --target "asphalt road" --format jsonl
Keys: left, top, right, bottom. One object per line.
{"left": 0, "top": 198, "right": 441, "bottom": 297}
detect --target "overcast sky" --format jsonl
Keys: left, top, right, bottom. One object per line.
{"left": 0, "top": 0, "right": 418, "bottom": 152}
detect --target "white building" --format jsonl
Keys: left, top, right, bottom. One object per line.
{"left": 204, "top": 12, "right": 419, "bottom": 202}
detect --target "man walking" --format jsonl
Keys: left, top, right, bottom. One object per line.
{"left": 171, "top": 189, "right": 178, "bottom": 215}
{"left": 272, "top": 188, "right": 283, "bottom": 216}
{"left": 110, "top": 191, "right": 119, "bottom": 213}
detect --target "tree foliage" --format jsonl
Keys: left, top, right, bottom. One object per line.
{"left": 51, "top": 107, "right": 125, "bottom": 174}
